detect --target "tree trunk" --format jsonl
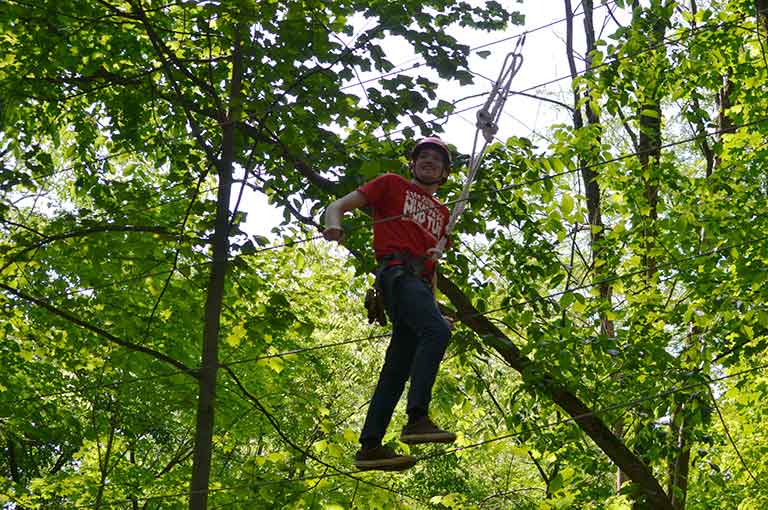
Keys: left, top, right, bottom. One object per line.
{"left": 94, "top": 418, "right": 116, "bottom": 510}
{"left": 188, "top": 27, "right": 244, "bottom": 510}
{"left": 638, "top": 100, "right": 661, "bottom": 278}
{"left": 667, "top": 402, "right": 691, "bottom": 510}
{"left": 566, "top": 0, "right": 623, "bottom": 489}
{"left": 7, "top": 436, "right": 21, "bottom": 484}
{"left": 758, "top": 0, "right": 768, "bottom": 41}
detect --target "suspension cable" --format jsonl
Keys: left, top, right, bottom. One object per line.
{"left": 434, "top": 35, "right": 526, "bottom": 258}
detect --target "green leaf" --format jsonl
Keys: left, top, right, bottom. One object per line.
{"left": 561, "top": 193, "right": 574, "bottom": 216}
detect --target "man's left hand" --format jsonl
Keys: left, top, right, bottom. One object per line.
{"left": 427, "top": 247, "right": 443, "bottom": 261}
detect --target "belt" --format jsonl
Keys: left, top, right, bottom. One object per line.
{"left": 376, "top": 251, "right": 431, "bottom": 282}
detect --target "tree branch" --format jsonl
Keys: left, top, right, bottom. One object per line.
{"left": 1, "top": 224, "right": 196, "bottom": 275}
{"left": 437, "top": 273, "right": 674, "bottom": 510}
{"left": 0, "top": 282, "right": 197, "bottom": 378}
{"left": 239, "top": 123, "right": 339, "bottom": 193}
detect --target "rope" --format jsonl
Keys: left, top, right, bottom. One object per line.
{"left": 434, "top": 35, "right": 526, "bottom": 258}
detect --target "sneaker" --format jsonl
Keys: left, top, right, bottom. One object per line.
{"left": 400, "top": 416, "right": 457, "bottom": 445}
{"left": 354, "top": 445, "right": 418, "bottom": 471}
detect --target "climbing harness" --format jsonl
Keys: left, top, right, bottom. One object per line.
{"left": 432, "top": 34, "right": 526, "bottom": 260}
{"left": 366, "top": 250, "right": 433, "bottom": 325}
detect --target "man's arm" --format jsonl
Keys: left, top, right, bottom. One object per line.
{"left": 323, "top": 190, "right": 368, "bottom": 242}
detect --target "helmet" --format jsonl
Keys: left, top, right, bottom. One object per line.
{"left": 411, "top": 137, "right": 452, "bottom": 168}
{"left": 410, "top": 136, "right": 451, "bottom": 185}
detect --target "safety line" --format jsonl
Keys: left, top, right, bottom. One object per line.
{"left": 433, "top": 35, "right": 526, "bottom": 261}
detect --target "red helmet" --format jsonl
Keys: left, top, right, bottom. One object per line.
{"left": 411, "top": 136, "right": 452, "bottom": 168}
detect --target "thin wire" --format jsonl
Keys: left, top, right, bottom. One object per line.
{"left": 474, "top": 229, "right": 768, "bottom": 319}
{"left": 250, "top": 114, "right": 768, "bottom": 256}
{"left": 68, "top": 359, "right": 768, "bottom": 508}
{"left": 420, "top": 361, "right": 768, "bottom": 461}
{"left": 76, "top": 473, "right": 347, "bottom": 509}
{"left": 4, "top": 330, "right": 388, "bottom": 405}
{"left": 360, "top": 13, "right": 754, "bottom": 145}
{"left": 6, "top": 222, "right": 768, "bottom": 407}
{"left": 5, "top": 11, "right": 750, "bottom": 230}
{"left": 705, "top": 384, "right": 763, "bottom": 487}
{"left": 223, "top": 332, "right": 389, "bottom": 367}
{"left": 4, "top": 8, "right": 751, "bottom": 198}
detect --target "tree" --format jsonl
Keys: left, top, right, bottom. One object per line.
{"left": 1, "top": 0, "right": 519, "bottom": 508}
{"left": 2, "top": 0, "right": 768, "bottom": 508}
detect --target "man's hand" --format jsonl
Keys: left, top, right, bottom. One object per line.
{"left": 323, "top": 190, "right": 367, "bottom": 244}
{"left": 323, "top": 226, "right": 345, "bottom": 242}
{"left": 426, "top": 247, "right": 443, "bottom": 261}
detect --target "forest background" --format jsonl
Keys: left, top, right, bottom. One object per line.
{"left": 2, "top": 0, "right": 768, "bottom": 509}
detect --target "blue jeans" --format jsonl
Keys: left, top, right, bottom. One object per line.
{"left": 359, "top": 266, "right": 451, "bottom": 447}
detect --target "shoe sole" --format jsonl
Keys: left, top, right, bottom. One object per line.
{"left": 355, "top": 458, "right": 418, "bottom": 472}
{"left": 400, "top": 433, "right": 457, "bottom": 445}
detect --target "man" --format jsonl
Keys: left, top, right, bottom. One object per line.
{"left": 323, "top": 137, "right": 457, "bottom": 471}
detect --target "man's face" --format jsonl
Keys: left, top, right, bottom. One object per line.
{"left": 412, "top": 147, "right": 447, "bottom": 183}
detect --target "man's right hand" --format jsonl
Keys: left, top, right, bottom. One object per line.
{"left": 323, "top": 227, "right": 345, "bottom": 242}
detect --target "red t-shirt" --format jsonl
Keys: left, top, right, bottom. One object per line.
{"left": 358, "top": 173, "right": 450, "bottom": 276}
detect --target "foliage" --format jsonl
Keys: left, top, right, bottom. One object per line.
{"left": 2, "top": 0, "right": 768, "bottom": 509}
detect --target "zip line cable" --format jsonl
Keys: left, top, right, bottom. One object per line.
{"left": 6, "top": 331, "right": 391, "bottom": 405}
{"left": 11, "top": 205, "right": 768, "bottom": 424}
{"left": 338, "top": 1, "right": 616, "bottom": 92}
